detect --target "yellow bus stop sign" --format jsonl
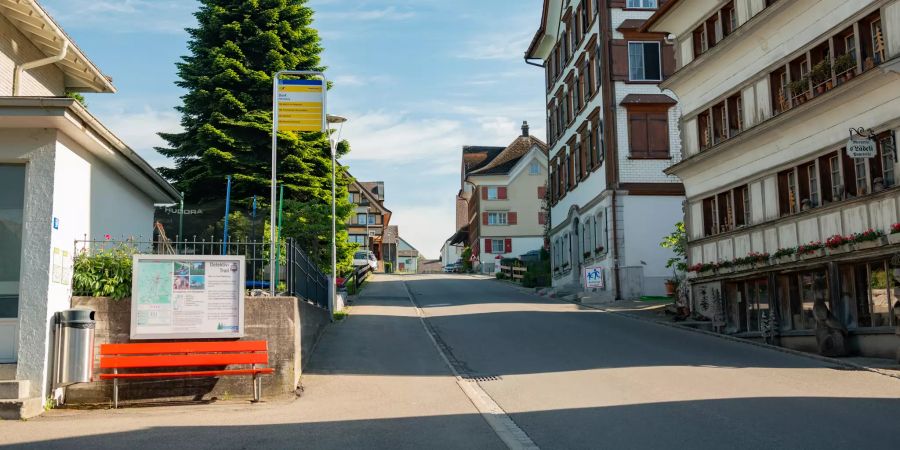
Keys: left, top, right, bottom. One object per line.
{"left": 276, "top": 79, "right": 325, "bottom": 132}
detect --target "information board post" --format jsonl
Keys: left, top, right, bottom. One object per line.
{"left": 271, "top": 70, "right": 327, "bottom": 296}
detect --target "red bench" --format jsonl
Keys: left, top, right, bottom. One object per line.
{"left": 99, "top": 340, "right": 274, "bottom": 408}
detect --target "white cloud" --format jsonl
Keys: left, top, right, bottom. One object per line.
{"left": 93, "top": 106, "right": 182, "bottom": 168}
{"left": 317, "top": 6, "right": 416, "bottom": 21}
{"left": 390, "top": 204, "right": 457, "bottom": 260}
{"left": 42, "top": 0, "right": 193, "bottom": 34}
{"left": 457, "top": 30, "right": 533, "bottom": 60}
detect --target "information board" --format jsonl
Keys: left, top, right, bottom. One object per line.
{"left": 276, "top": 79, "right": 325, "bottom": 132}
{"left": 130, "top": 255, "right": 245, "bottom": 339}
{"left": 584, "top": 266, "right": 605, "bottom": 289}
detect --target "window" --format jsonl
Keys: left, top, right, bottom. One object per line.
{"left": 487, "top": 212, "right": 508, "bottom": 225}
{"left": 490, "top": 239, "right": 505, "bottom": 254}
{"left": 582, "top": 220, "right": 591, "bottom": 260}
{"left": 349, "top": 235, "right": 366, "bottom": 244}
{"left": 778, "top": 169, "right": 797, "bottom": 216}
{"left": 724, "top": 278, "right": 769, "bottom": 333}
{"left": 879, "top": 135, "right": 895, "bottom": 187}
{"left": 627, "top": 109, "right": 669, "bottom": 158}
{"left": 626, "top": 0, "right": 657, "bottom": 8}
{"left": 807, "top": 164, "right": 819, "bottom": 208}
{"left": 487, "top": 187, "right": 499, "bottom": 200}
{"left": 723, "top": 2, "right": 736, "bottom": 37}
{"left": 594, "top": 211, "right": 606, "bottom": 253}
{"left": 871, "top": 19, "right": 884, "bottom": 63}
{"left": 717, "top": 191, "right": 733, "bottom": 232}
{"left": 703, "top": 197, "right": 718, "bottom": 236}
{"left": 529, "top": 161, "right": 541, "bottom": 175}
{"left": 776, "top": 270, "right": 824, "bottom": 332}
{"left": 356, "top": 213, "right": 367, "bottom": 224}
{"left": 855, "top": 158, "right": 868, "bottom": 195}
{"left": 845, "top": 34, "right": 857, "bottom": 62}
{"left": 594, "top": 43, "right": 602, "bottom": 91}
{"left": 734, "top": 185, "right": 750, "bottom": 227}
{"left": 829, "top": 155, "right": 842, "bottom": 200}
{"left": 628, "top": 42, "right": 661, "bottom": 81}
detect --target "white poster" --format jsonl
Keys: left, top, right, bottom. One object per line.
{"left": 584, "top": 266, "right": 605, "bottom": 289}
{"left": 130, "top": 255, "right": 245, "bottom": 339}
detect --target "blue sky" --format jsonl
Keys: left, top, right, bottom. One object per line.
{"left": 40, "top": 0, "right": 546, "bottom": 258}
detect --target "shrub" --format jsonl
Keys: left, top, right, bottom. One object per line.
{"left": 522, "top": 259, "right": 551, "bottom": 288}
{"left": 72, "top": 245, "right": 136, "bottom": 300}
{"left": 496, "top": 272, "right": 507, "bottom": 280}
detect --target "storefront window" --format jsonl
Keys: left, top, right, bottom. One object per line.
{"left": 723, "top": 278, "right": 769, "bottom": 333}
{"left": 776, "top": 270, "right": 825, "bottom": 331}
{"left": 840, "top": 260, "right": 896, "bottom": 328}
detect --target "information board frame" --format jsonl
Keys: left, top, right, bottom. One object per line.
{"left": 130, "top": 254, "right": 246, "bottom": 340}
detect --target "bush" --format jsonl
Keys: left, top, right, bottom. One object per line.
{"left": 72, "top": 245, "right": 136, "bottom": 300}
{"left": 496, "top": 272, "right": 508, "bottom": 280}
{"left": 522, "top": 259, "right": 551, "bottom": 288}
{"left": 384, "top": 262, "right": 392, "bottom": 273}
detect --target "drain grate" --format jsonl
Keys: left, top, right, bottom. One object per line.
{"left": 464, "top": 375, "right": 502, "bottom": 382}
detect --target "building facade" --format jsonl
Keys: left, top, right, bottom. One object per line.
{"left": 347, "top": 180, "right": 391, "bottom": 269}
{"left": 526, "top": 0, "right": 685, "bottom": 301}
{"left": 0, "top": 0, "right": 179, "bottom": 417}
{"left": 646, "top": 0, "right": 900, "bottom": 358}
{"left": 451, "top": 123, "right": 549, "bottom": 273}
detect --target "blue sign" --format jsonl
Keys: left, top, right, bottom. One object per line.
{"left": 584, "top": 266, "right": 604, "bottom": 289}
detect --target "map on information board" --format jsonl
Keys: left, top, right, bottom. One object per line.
{"left": 130, "top": 255, "right": 245, "bottom": 340}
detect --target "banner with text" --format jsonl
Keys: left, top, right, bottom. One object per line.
{"left": 130, "top": 255, "right": 245, "bottom": 339}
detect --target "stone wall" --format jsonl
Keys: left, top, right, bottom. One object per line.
{"left": 65, "top": 296, "right": 329, "bottom": 405}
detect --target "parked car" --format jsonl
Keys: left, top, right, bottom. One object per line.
{"left": 443, "top": 262, "right": 461, "bottom": 273}
{"left": 353, "top": 251, "right": 378, "bottom": 271}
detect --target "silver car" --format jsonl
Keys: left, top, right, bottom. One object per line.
{"left": 353, "top": 250, "right": 378, "bottom": 271}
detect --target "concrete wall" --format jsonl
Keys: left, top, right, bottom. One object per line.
{"left": 65, "top": 296, "right": 330, "bottom": 404}
{"left": 0, "top": 14, "right": 65, "bottom": 96}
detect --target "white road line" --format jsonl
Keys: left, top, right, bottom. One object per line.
{"left": 401, "top": 282, "right": 539, "bottom": 450}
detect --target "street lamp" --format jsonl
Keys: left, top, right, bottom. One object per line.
{"left": 327, "top": 114, "right": 347, "bottom": 315}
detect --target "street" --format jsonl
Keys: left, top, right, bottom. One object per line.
{"left": 2, "top": 274, "right": 900, "bottom": 449}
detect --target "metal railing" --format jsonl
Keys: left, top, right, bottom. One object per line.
{"left": 74, "top": 236, "right": 329, "bottom": 309}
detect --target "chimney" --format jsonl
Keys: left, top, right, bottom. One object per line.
{"left": 521, "top": 121, "right": 529, "bottom": 137}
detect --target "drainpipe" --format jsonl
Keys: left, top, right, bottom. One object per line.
{"left": 13, "top": 40, "right": 69, "bottom": 96}
{"left": 611, "top": 190, "right": 621, "bottom": 301}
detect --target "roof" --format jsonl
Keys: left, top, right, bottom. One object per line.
{"left": 463, "top": 146, "right": 505, "bottom": 175}
{"left": 0, "top": 0, "right": 116, "bottom": 93}
{"left": 620, "top": 94, "right": 677, "bottom": 106}
{"left": 640, "top": 0, "right": 684, "bottom": 33}
{"left": 469, "top": 135, "right": 548, "bottom": 175}
{"left": 616, "top": 19, "right": 646, "bottom": 32}
{"left": 397, "top": 237, "right": 420, "bottom": 257}
{"left": 359, "top": 181, "right": 384, "bottom": 200}
{"left": 383, "top": 225, "right": 399, "bottom": 244}
{"left": 524, "top": 0, "right": 552, "bottom": 59}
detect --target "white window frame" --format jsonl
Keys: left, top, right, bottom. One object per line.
{"left": 487, "top": 212, "right": 508, "bottom": 226}
{"left": 626, "top": 0, "right": 657, "bottom": 9}
{"left": 830, "top": 155, "right": 842, "bottom": 199}
{"left": 855, "top": 158, "right": 868, "bottom": 195}
{"left": 491, "top": 239, "right": 505, "bottom": 254}
{"left": 529, "top": 161, "right": 541, "bottom": 175}
{"left": 487, "top": 187, "right": 499, "bottom": 200}
{"left": 808, "top": 164, "right": 819, "bottom": 207}
{"left": 628, "top": 41, "right": 662, "bottom": 82}
{"left": 880, "top": 135, "right": 895, "bottom": 187}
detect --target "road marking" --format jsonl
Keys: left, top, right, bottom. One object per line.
{"left": 401, "top": 282, "right": 539, "bottom": 450}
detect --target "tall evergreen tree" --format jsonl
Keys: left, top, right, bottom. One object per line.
{"left": 157, "top": 0, "right": 356, "bottom": 273}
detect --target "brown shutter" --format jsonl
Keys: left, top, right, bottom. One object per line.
{"left": 629, "top": 112, "right": 649, "bottom": 157}
{"left": 538, "top": 213, "right": 546, "bottom": 225}
{"left": 484, "top": 239, "right": 491, "bottom": 254}
{"left": 505, "top": 239, "right": 512, "bottom": 254}
{"left": 647, "top": 112, "right": 670, "bottom": 158}
{"left": 481, "top": 187, "right": 488, "bottom": 200}
{"left": 662, "top": 44, "right": 676, "bottom": 78}
{"left": 482, "top": 212, "right": 489, "bottom": 225}
{"left": 609, "top": 0, "right": 626, "bottom": 7}
{"left": 508, "top": 212, "right": 518, "bottom": 225}
{"left": 611, "top": 40, "right": 629, "bottom": 81}
{"left": 580, "top": 138, "right": 589, "bottom": 179}
{"left": 498, "top": 187, "right": 508, "bottom": 199}
{"left": 538, "top": 186, "right": 547, "bottom": 199}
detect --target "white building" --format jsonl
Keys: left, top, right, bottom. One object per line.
{"left": 0, "top": 0, "right": 179, "bottom": 418}
{"left": 526, "top": 0, "right": 685, "bottom": 301}
{"left": 646, "top": 0, "right": 900, "bottom": 358}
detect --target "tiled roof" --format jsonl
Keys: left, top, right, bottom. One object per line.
{"left": 383, "top": 225, "right": 399, "bottom": 244}
{"left": 470, "top": 135, "right": 548, "bottom": 175}
{"left": 620, "top": 93, "right": 677, "bottom": 106}
{"left": 463, "top": 146, "right": 505, "bottom": 175}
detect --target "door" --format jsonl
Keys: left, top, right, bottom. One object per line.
{"left": 0, "top": 165, "right": 25, "bottom": 363}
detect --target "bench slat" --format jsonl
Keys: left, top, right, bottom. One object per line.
{"left": 99, "top": 368, "right": 274, "bottom": 379}
{"left": 101, "top": 341, "right": 268, "bottom": 356}
{"left": 100, "top": 352, "right": 269, "bottom": 369}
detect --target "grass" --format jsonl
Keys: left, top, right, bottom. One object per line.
{"left": 333, "top": 309, "right": 349, "bottom": 321}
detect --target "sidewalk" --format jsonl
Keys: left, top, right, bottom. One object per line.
{"left": 0, "top": 275, "right": 503, "bottom": 449}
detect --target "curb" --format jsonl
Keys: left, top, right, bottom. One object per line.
{"left": 491, "top": 279, "right": 900, "bottom": 382}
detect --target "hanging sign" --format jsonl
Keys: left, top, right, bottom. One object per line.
{"left": 584, "top": 265, "right": 605, "bottom": 289}
{"left": 846, "top": 137, "right": 877, "bottom": 159}
{"left": 130, "top": 255, "right": 245, "bottom": 339}
{"left": 276, "top": 79, "right": 325, "bottom": 132}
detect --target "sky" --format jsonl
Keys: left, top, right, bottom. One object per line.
{"left": 40, "top": 0, "right": 547, "bottom": 259}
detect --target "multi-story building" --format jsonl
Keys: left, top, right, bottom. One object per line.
{"left": 645, "top": 0, "right": 900, "bottom": 357}
{"left": 526, "top": 0, "right": 685, "bottom": 301}
{"left": 450, "top": 123, "right": 549, "bottom": 273}
{"left": 347, "top": 180, "right": 391, "bottom": 268}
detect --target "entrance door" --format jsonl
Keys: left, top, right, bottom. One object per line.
{"left": 0, "top": 165, "right": 25, "bottom": 363}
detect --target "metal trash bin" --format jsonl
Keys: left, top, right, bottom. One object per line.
{"left": 54, "top": 308, "right": 96, "bottom": 386}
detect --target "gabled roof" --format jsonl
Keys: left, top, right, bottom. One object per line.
{"left": 469, "top": 135, "right": 548, "bottom": 176}
{"left": 350, "top": 178, "right": 391, "bottom": 224}
{"left": 397, "top": 237, "right": 420, "bottom": 257}
{"left": 462, "top": 145, "right": 505, "bottom": 176}
{"left": 0, "top": 0, "right": 116, "bottom": 93}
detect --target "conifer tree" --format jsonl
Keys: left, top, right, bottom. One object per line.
{"left": 156, "top": 0, "right": 355, "bottom": 273}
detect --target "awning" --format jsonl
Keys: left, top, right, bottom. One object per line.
{"left": 448, "top": 227, "right": 469, "bottom": 245}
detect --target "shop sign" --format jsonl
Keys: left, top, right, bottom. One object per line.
{"left": 846, "top": 137, "right": 877, "bottom": 158}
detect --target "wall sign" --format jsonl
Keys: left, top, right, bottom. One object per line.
{"left": 846, "top": 137, "right": 877, "bottom": 158}
{"left": 584, "top": 266, "right": 605, "bottom": 289}
{"left": 130, "top": 255, "right": 245, "bottom": 340}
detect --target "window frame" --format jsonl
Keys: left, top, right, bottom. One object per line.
{"left": 627, "top": 41, "right": 662, "bottom": 82}
{"left": 487, "top": 212, "right": 508, "bottom": 226}
{"left": 626, "top": 0, "right": 657, "bottom": 9}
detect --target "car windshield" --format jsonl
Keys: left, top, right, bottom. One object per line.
{"left": 354, "top": 252, "right": 367, "bottom": 259}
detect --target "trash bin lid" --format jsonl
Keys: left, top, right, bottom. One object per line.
{"left": 58, "top": 308, "right": 95, "bottom": 324}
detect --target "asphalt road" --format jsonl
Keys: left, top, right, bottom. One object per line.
{"left": 2, "top": 274, "right": 899, "bottom": 449}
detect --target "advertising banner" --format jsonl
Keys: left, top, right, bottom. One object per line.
{"left": 130, "top": 255, "right": 245, "bottom": 339}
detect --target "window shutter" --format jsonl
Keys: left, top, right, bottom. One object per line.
{"left": 484, "top": 239, "right": 492, "bottom": 254}
{"left": 482, "top": 212, "right": 489, "bottom": 225}
{"left": 629, "top": 112, "right": 649, "bottom": 156}
{"left": 611, "top": 40, "right": 629, "bottom": 81}
{"left": 504, "top": 239, "right": 512, "bottom": 254}
{"left": 498, "top": 187, "right": 507, "bottom": 199}
{"left": 538, "top": 186, "right": 547, "bottom": 199}
{"left": 508, "top": 212, "right": 518, "bottom": 225}
{"left": 662, "top": 44, "right": 676, "bottom": 78}
{"left": 647, "top": 112, "right": 670, "bottom": 158}
{"left": 539, "top": 213, "right": 546, "bottom": 225}
{"left": 482, "top": 187, "right": 488, "bottom": 200}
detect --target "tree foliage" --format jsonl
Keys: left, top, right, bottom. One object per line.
{"left": 660, "top": 222, "right": 688, "bottom": 273}
{"left": 156, "top": 0, "right": 353, "bottom": 273}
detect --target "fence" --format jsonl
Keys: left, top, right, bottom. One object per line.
{"left": 74, "top": 236, "right": 330, "bottom": 309}
{"left": 499, "top": 265, "right": 526, "bottom": 282}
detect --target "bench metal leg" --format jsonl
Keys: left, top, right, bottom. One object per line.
{"left": 113, "top": 369, "right": 119, "bottom": 409}
{"left": 251, "top": 373, "right": 260, "bottom": 402}
{"left": 256, "top": 375, "right": 263, "bottom": 401}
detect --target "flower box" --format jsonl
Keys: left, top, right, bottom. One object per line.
{"left": 798, "top": 249, "right": 824, "bottom": 260}
{"left": 775, "top": 255, "right": 796, "bottom": 265}
{"left": 717, "top": 266, "right": 733, "bottom": 274}
{"left": 853, "top": 238, "right": 884, "bottom": 251}
{"left": 889, "top": 233, "right": 900, "bottom": 245}
{"left": 825, "top": 245, "right": 849, "bottom": 256}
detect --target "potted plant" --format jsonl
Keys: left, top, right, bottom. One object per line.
{"left": 851, "top": 228, "right": 885, "bottom": 250}
{"left": 773, "top": 247, "right": 796, "bottom": 264}
{"left": 789, "top": 78, "right": 810, "bottom": 105}
{"left": 864, "top": 56, "right": 875, "bottom": 70}
{"left": 797, "top": 240, "right": 824, "bottom": 259}
{"left": 810, "top": 60, "right": 831, "bottom": 94}
{"left": 583, "top": 251, "right": 592, "bottom": 259}
{"left": 825, "top": 234, "right": 851, "bottom": 255}
{"left": 664, "top": 276, "right": 679, "bottom": 297}
{"left": 889, "top": 223, "right": 900, "bottom": 245}
{"left": 833, "top": 53, "right": 856, "bottom": 83}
